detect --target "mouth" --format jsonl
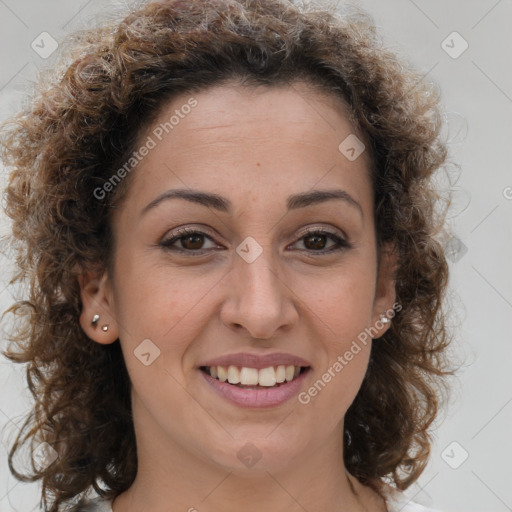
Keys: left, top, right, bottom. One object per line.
{"left": 200, "top": 365, "right": 310, "bottom": 389}
{"left": 198, "top": 352, "right": 312, "bottom": 407}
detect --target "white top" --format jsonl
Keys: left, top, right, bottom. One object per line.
{"left": 385, "top": 489, "right": 442, "bottom": 512}
{"left": 80, "top": 489, "right": 443, "bottom": 511}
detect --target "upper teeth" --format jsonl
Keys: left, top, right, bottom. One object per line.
{"left": 208, "top": 365, "right": 301, "bottom": 386}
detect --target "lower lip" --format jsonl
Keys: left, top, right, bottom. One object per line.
{"left": 200, "top": 369, "right": 309, "bottom": 408}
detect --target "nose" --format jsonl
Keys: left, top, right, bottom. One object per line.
{"left": 220, "top": 251, "right": 299, "bottom": 340}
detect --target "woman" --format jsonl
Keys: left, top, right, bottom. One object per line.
{"left": 1, "top": 0, "right": 453, "bottom": 511}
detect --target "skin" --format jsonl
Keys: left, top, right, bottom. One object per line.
{"left": 79, "top": 81, "right": 397, "bottom": 512}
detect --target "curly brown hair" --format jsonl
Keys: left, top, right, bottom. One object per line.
{"left": 1, "top": 0, "right": 454, "bottom": 510}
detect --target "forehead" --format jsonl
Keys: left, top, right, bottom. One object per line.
{"left": 149, "top": 81, "right": 359, "bottom": 146}
{"left": 116, "top": 82, "right": 373, "bottom": 218}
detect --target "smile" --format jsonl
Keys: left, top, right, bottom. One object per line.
{"left": 199, "top": 367, "right": 311, "bottom": 408}
{"left": 200, "top": 365, "right": 307, "bottom": 388}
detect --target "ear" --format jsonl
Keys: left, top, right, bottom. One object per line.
{"left": 370, "top": 242, "right": 399, "bottom": 339}
{"left": 78, "top": 270, "right": 119, "bottom": 345}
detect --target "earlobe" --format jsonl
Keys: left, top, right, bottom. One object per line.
{"left": 78, "top": 271, "right": 119, "bottom": 344}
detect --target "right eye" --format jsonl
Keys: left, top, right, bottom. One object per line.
{"left": 159, "top": 228, "right": 222, "bottom": 254}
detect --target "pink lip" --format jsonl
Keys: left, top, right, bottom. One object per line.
{"left": 200, "top": 368, "right": 310, "bottom": 408}
{"left": 200, "top": 352, "right": 312, "bottom": 370}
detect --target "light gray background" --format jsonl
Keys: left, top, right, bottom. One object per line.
{"left": 0, "top": 1, "right": 511, "bottom": 511}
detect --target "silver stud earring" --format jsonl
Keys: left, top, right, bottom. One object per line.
{"left": 91, "top": 314, "right": 100, "bottom": 327}
{"left": 380, "top": 314, "right": 390, "bottom": 324}
{"left": 101, "top": 324, "right": 109, "bottom": 332}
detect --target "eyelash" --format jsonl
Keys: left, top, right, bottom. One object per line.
{"left": 159, "top": 227, "right": 352, "bottom": 256}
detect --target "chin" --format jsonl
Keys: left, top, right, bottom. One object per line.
{"left": 202, "top": 429, "right": 310, "bottom": 474}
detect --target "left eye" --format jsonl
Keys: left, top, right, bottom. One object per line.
{"left": 295, "top": 230, "right": 348, "bottom": 252}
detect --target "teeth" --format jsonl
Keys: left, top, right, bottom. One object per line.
{"left": 207, "top": 365, "right": 303, "bottom": 386}
{"left": 276, "top": 365, "right": 286, "bottom": 383}
{"left": 240, "top": 367, "right": 259, "bottom": 385}
{"left": 227, "top": 365, "right": 240, "bottom": 384}
{"left": 217, "top": 366, "right": 228, "bottom": 382}
{"left": 258, "top": 367, "right": 277, "bottom": 387}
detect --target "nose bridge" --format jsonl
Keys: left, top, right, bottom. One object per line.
{"left": 222, "top": 239, "right": 296, "bottom": 338}
{"left": 236, "top": 242, "right": 284, "bottom": 308}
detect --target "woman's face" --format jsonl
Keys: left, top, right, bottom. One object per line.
{"left": 80, "top": 82, "right": 396, "bottom": 473}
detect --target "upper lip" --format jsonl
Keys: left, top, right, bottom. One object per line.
{"left": 200, "top": 352, "right": 312, "bottom": 370}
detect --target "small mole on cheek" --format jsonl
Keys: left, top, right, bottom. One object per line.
{"left": 256, "top": 162, "right": 261, "bottom": 166}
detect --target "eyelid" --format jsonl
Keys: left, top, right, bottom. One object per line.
{"left": 293, "top": 224, "right": 348, "bottom": 242}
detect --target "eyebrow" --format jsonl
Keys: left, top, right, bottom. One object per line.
{"left": 140, "top": 188, "right": 363, "bottom": 218}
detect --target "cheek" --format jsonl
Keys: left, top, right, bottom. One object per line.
{"left": 297, "top": 278, "right": 373, "bottom": 421}
{"left": 294, "top": 263, "right": 376, "bottom": 409}
{"left": 301, "top": 263, "right": 377, "bottom": 344}
{"left": 111, "top": 257, "right": 223, "bottom": 373}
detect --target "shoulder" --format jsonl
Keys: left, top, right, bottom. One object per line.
{"left": 383, "top": 485, "right": 445, "bottom": 512}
